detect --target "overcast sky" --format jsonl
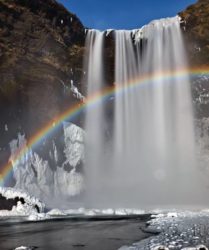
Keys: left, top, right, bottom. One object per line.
{"left": 59, "top": 0, "right": 196, "bottom": 30}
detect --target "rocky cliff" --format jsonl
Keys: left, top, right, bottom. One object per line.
{"left": 180, "top": 0, "right": 209, "bottom": 68}
{"left": 0, "top": 0, "right": 86, "bottom": 173}
{"left": 179, "top": 0, "right": 209, "bottom": 119}
{"left": 0, "top": 0, "right": 85, "bottom": 138}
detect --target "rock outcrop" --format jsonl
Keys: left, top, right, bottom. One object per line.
{"left": 179, "top": 0, "right": 209, "bottom": 68}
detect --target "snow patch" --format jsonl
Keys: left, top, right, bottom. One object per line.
{"left": 63, "top": 122, "right": 85, "bottom": 167}
{"left": 106, "top": 29, "right": 113, "bottom": 36}
{"left": 70, "top": 80, "right": 85, "bottom": 101}
{"left": 27, "top": 213, "right": 50, "bottom": 221}
{"left": 5, "top": 124, "right": 8, "bottom": 131}
{"left": 0, "top": 187, "right": 45, "bottom": 214}
{"left": 47, "top": 207, "right": 145, "bottom": 217}
{"left": 47, "top": 208, "right": 67, "bottom": 216}
{"left": 9, "top": 123, "right": 85, "bottom": 207}
{"left": 54, "top": 168, "right": 84, "bottom": 197}
{"left": 119, "top": 211, "right": 209, "bottom": 249}
{"left": 134, "top": 16, "right": 180, "bottom": 42}
{"left": 14, "top": 247, "right": 33, "bottom": 250}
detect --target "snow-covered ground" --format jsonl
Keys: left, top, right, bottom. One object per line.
{"left": 2, "top": 187, "right": 209, "bottom": 250}
{"left": 119, "top": 211, "right": 209, "bottom": 250}
{"left": 46, "top": 207, "right": 145, "bottom": 217}
{"left": 0, "top": 187, "right": 45, "bottom": 218}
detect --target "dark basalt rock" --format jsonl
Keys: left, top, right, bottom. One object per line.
{"left": 0, "top": 194, "right": 25, "bottom": 210}
{"left": 0, "top": 0, "right": 86, "bottom": 171}
{"left": 0, "top": 194, "right": 16, "bottom": 210}
{"left": 0, "top": 0, "right": 85, "bottom": 133}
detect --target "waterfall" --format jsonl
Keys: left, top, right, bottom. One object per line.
{"left": 84, "top": 30, "right": 107, "bottom": 205}
{"left": 84, "top": 17, "right": 208, "bottom": 209}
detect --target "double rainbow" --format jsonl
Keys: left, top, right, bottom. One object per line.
{"left": 1, "top": 67, "right": 209, "bottom": 185}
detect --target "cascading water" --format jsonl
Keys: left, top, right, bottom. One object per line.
{"left": 84, "top": 17, "right": 208, "bottom": 210}
{"left": 84, "top": 30, "right": 107, "bottom": 205}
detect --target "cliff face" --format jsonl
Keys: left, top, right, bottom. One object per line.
{"left": 179, "top": 0, "right": 209, "bottom": 119}
{"left": 0, "top": 0, "right": 87, "bottom": 179}
{"left": 0, "top": 0, "right": 85, "bottom": 142}
{"left": 179, "top": 0, "right": 209, "bottom": 68}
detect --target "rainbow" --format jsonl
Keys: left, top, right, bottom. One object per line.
{"left": 1, "top": 67, "right": 209, "bottom": 185}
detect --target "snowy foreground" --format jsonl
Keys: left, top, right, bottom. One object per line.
{"left": 2, "top": 188, "right": 209, "bottom": 249}
{"left": 119, "top": 212, "right": 209, "bottom": 250}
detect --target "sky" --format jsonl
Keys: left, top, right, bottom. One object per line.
{"left": 58, "top": 0, "right": 196, "bottom": 30}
